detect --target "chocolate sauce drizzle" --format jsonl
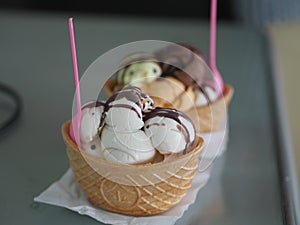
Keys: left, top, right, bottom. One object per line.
{"left": 145, "top": 122, "right": 166, "bottom": 129}
{"left": 107, "top": 87, "right": 143, "bottom": 108}
{"left": 106, "top": 103, "right": 142, "bottom": 119}
{"left": 82, "top": 100, "right": 106, "bottom": 109}
{"left": 198, "top": 85, "right": 212, "bottom": 104}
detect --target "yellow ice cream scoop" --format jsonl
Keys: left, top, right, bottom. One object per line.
{"left": 117, "top": 61, "right": 162, "bottom": 87}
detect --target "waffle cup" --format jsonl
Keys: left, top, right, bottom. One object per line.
{"left": 62, "top": 121, "right": 204, "bottom": 216}
{"left": 185, "top": 84, "right": 233, "bottom": 133}
{"left": 103, "top": 79, "right": 233, "bottom": 133}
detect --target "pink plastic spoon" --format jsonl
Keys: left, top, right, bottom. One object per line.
{"left": 209, "top": 0, "right": 224, "bottom": 96}
{"left": 68, "top": 18, "right": 81, "bottom": 147}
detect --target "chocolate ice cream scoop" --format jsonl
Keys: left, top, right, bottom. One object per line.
{"left": 155, "top": 43, "right": 207, "bottom": 88}
{"left": 155, "top": 43, "right": 216, "bottom": 104}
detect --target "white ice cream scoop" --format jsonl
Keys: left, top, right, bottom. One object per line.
{"left": 144, "top": 108, "right": 195, "bottom": 154}
{"left": 100, "top": 126, "right": 156, "bottom": 164}
{"left": 105, "top": 97, "right": 144, "bottom": 132}
{"left": 79, "top": 101, "right": 106, "bottom": 156}
{"left": 105, "top": 86, "right": 153, "bottom": 132}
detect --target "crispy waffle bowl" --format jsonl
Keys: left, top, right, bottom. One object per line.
{"left": 62, "top": 121, "right": 204, "bottom": 216}
{"left": 64, "top": 42, "right": 233, "bottom": 217}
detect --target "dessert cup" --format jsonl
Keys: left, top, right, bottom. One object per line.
{"left": 185, "top": 84, "right": 233, "bottom": 133}
{"left": 62, "top": 121, "right": 204, "bottom": 216}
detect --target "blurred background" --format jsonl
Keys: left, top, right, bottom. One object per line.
{"left": 0, "top": 0, "right": 300, "bottom": 224}
{"left": 1, "top": 0, "right": 300, "bottom": 26}
{"left": 0, "top": 0, "right": 232, "bottom": 20}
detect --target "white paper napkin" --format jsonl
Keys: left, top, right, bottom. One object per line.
{"left": 34, "top": 167, "right": 211, "bottom": 225}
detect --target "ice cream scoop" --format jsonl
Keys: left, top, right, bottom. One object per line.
{"left": 155, "top": 43, "right": 207, "bottom": 88}
{"left": 140, "top": 77, "right": 196, "bottom": 112}
{"left": 105, "top": 86, "right": 154, "bottom": 132}
{"left": 100, "top": 125, "right": 156, "bottom": 164}
{"left": 144, "top": 108, "right": 196, "bottom": 154}
{"left": 78, "top": 87, "right": 196, "bottom": 164}
{"left": 80, "top": 101, "right": 105, "bottom": 143}
{"left": 117, "top": 53, "right": 162, "bottom": 87}
{"left": 79, "top": 101, "right": 105, "bottom": 155}
{"left": 118, "top": 61, "right": 162, "bottom": 87}
{"left": 155, "top": 43, "right": 217, "bottom": 105}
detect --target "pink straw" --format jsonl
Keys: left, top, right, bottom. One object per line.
{"left": 68, "top": 18, "right": 81, "bottom": 146}
{"left": 209, "top": 0, "right": 224, "bottom": 95}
